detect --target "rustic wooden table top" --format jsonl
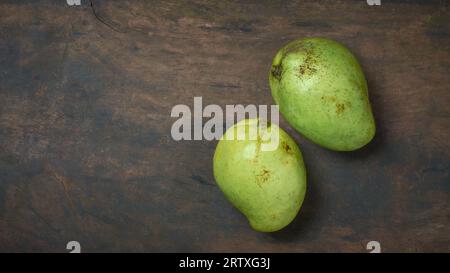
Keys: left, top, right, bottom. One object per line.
{"left": 0, "top": 0, "right": 449, "bottom": 252}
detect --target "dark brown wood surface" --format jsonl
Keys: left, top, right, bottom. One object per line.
{"left": 0, "top": 0, "right": 449, "bottom": 252}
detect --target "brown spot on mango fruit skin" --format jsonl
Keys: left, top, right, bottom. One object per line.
{"left": 298, "top": 48, "right": 318, "bottom": 77}
{"left": 335, "top": 103, "right": 345, "bottom": 114}
{"left": 256, "top": 168, "right": 271, "bottom": 187}
{"left": 321, "top": 95, "right": 337, "bottom": 102}
{"left": 282, "top": 141, "right": 293, "bottom": 154}
{"left": 299, "top": 64, "right": 317, "bottom": 76}
{"left": 271, "top": 64, "right": 283, "bottom": 81}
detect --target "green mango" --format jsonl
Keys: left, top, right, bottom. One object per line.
{"left": 269, "top": 38, "right": 376, "bottom": 151}
{"left": 213, "top": 119, "right": 307, "bottom": 232}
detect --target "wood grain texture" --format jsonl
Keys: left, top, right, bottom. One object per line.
{"left": 0, "top": 0, "right": 449, "bottom": 252}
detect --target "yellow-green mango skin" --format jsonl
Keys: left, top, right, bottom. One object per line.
{"left": 213, "top": 119, "right": 307, "bottom": 232}
{"left": 269, "top": 38, "right": 376, "bottom": 151}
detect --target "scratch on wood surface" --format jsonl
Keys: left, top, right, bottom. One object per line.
{"left": 45, "top": 163, "right": 81, "bottom": 223}
{"left": 28, "top": 206, "right": 61, "bottom": 235}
